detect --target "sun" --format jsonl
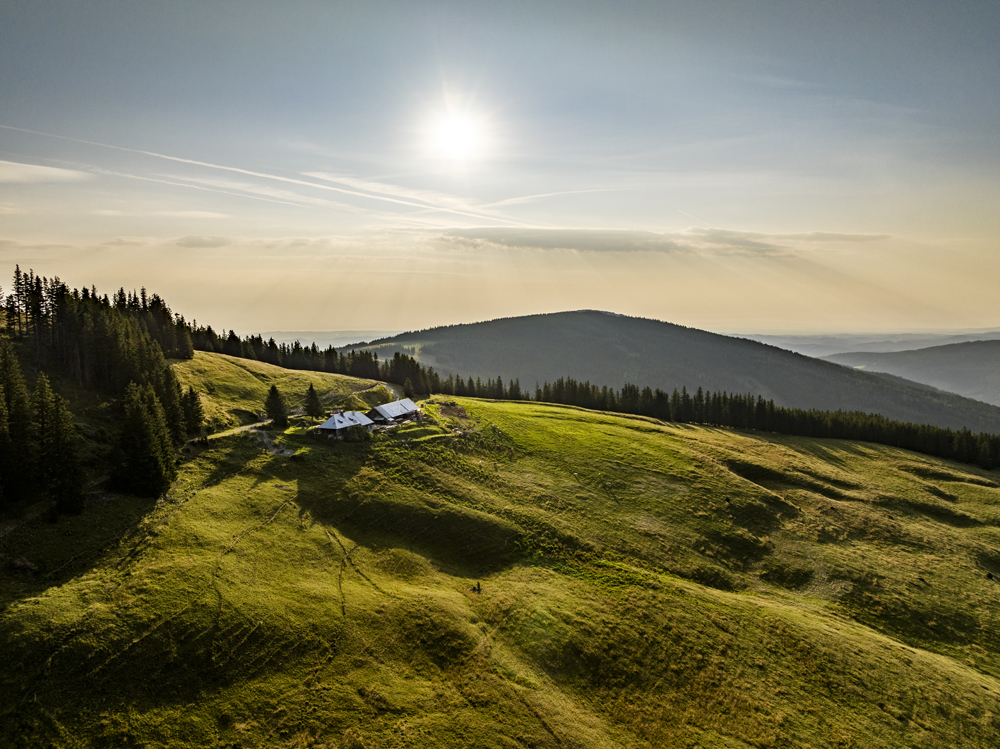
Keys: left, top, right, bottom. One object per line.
{"left": 428, "top": 113, "right": 485, "bottom": 162}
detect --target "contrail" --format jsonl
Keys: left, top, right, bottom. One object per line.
{"left": 0, "top": 124, "right": 524, "bottom": 225}
{"left": 482, "top": 188, "right": 618, "bottom": 208}
{"left": 88, "top": 168, "right": 316, "bottom": 208}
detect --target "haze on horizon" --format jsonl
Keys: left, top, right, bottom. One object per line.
{"left": 1, "top": 1, "right": 998, "bottom": 336}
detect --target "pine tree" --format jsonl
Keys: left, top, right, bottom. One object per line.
{"left": 264, "top": 384, "right": 288, "bottom": 428}
{"left": 304, "top": 383, "right": 324, "bottom": 418}
{"left": 403, "top": 377, "right": 415, "bottom": 399}
{"left": 0, "top": 395, "right": 9, "bottom": 504}
{"left": 0, "top": 339, "right": 36, "bottom": 501}
{"left": 182, "top": 386, "right": 205, "bottom": 434}
{"left": 42, "top": 393, "right": 84, "bottom": 513}
{"left": 114, "top": 382, "right": 177, "bottom": 497}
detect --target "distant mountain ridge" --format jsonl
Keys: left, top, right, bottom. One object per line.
{"left": 740, "top": 330, "right": 1000, "bottom": 358}
{"left": 351, "top": 310, "right": 1000, "bottom": 433}
{"left": 824, "top": 340, "right": 1000, "bottom": 407}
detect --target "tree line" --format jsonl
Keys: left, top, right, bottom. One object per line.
{"left": 4, "top": 265, "right": 997, "bottom": 510}
{"left": 1, "top": 267, "right": 205, "bottom": 507}
{"left": 191, "top": 305, "right": 1000, "bottom": 471}
{"left": 174, "top": 291, "right": 1000, "bottom": 472}
{"left": 0, "top": 340, "right": 82, "bottom": 511}
{"left": 524, "top": 377, "right": 1000, "bottom": 471}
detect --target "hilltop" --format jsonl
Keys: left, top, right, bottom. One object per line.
{"left": 3, "top": 351, "right": 1000, "bottom": 746}
{"left": 824, "top": 340, "right": 1000, "bottom": 407}
{"left": 347, "top": 310, "right": 1000, "bottom": 433}
{"left": 170, "top": 351, "right": 397, "bottom": 432}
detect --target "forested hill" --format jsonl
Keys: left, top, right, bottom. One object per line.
{"left": 353, "top": 310, "right": 1000, "bottom": 433}
{"left": 824, "top": 340, "right": 1000, "bottom": 407}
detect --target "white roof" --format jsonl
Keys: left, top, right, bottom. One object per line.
{"left": 318, "top": 411, "right": 373, "bottom": 431}
{"left": 370, "top": 398, "right": 419, "bottom": 420}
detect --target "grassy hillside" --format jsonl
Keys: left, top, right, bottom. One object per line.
{"left": 172, "top": 351, "right": 395, "bottom": 431}
{"left": 350, "top": 310, "right": 1000, "bottom": 433}
{"left": 825, "top": 340, "right": 1000, "bottom": 407}
{"left": 4, "top": 361, "right": 1000, "bottom": 747}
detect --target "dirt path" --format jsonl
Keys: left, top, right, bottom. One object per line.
{"left": 188, "top": 420, "right": 272, "bottom": 444}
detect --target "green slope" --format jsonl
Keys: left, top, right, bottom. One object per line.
{"left": 825, "top": 340, "right": 1000, "bottom": 407}
{"left": 3, "top": 381, "right": 1000, "bottom": 745}
{"left": 350, "top": 310, "right": 1000, "bottom": 433}
{"left": 171, "top": 351, "right": 395, "bottom": 430}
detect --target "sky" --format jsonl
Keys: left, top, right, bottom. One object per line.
{"left": 1, "top": 0, "right": 998, "bottom": 335}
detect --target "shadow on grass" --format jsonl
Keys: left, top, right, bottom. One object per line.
{"left": 278, "top": 437, "right": 526, "bottom": 578}
{"left": 0, "top": 492, "right": 159, "bottom": 612}
{"left": 199, "top": 434, "right": 267, "bottom": 489}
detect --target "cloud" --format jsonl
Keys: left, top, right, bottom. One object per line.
{"left": 684, "top": 228, "right": 785, "bottom": 254}
{"left": 102, "top": 237, "right": 147, "bottom": 246}
{"left": 161, "top": 173, "right": 337, "bottom": 208}
{"left": 0, "top": 160, "right": 92, "bottom": 183}
{"left": 776, "top": 231, "right": 891, "bottom": 242}
{"left": 305, "top": 172, "right": 475, "bottom": 210}
{"left": 442, "top": 228, "right": 689, "bottom": 254}
{"left": 175, "top": 235, "right": 231, "bottom": 248}
{"left": 0, "top": 202, "right": 24, "bottom": 215}
{"left": 481, "top": 189, "right": 618, "bottom": 208}
{"left": 440, "top": 227, "right": 892, "bottom": 256}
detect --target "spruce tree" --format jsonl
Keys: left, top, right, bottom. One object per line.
{"left": 43, "top": 393, "right": 84, "bottom": 513}
{"left": 0, "top": 339, "right": 35, "bottom": 501}
{"left": 115, "top": 382, "right": 177, "bottom": 497}
{"left": 402, "top": 377, "right": 415, "bottom": 399}
{"left": 182, "top": 386, "right": 204, "bottom": 434}
{"left": 264, "top": 384, "right": 288, "bottom": 428}
{"left": 33, "top": 372, "right": 55, "bottom": 445}
{"left": 304, "top": 383, "right": 324, "bottom": 419}
{"left": 0, "top": 396, "right": 9, "bottom": 504}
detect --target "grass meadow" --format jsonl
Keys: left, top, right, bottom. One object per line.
{"left": 3, "top": 354, "right": 1000, "bottom": 746}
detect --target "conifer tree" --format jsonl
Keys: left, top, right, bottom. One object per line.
{"left": 403, "top": 377, "right": 415, "bottom": 399}
{"left": 304, "top": 383, "right": 324, "bottom": 418}
{"left": 0, "top": 339, "right": 35, "bottom": 501}
{"left": 182, "top": 386, "right": 204, "bottom": 434}
{"left": 0, "top": 396, "right": 9, "bottom": 504}
{"left": 41, "top": 392, "right": 84, "bottom": 513}
{"left": 114, "top": 382, "right": 177, "bottom": 497}
{"left": 264, "top": 384, "right": 289, "bottom": 428}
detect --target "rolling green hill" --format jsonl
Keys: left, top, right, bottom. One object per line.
{"left": 171, "top": 351, "right": 396, "bottom": 431}
{"left": 825, "top": 340, "right": 1000, "bottom": 407}
{"left": 4, "top": 353, "right": 1000, "bottom": 747}
{"left": 350, "top": 310, "right": 1000, "bottom": 433}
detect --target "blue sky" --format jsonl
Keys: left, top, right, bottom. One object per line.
{"left": 1, "top": 1, "right": 998, "bottom": 333}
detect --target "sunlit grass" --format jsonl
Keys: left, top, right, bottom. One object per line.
{"left": 3, "top": 390, "right": 1000, "bottom": 747}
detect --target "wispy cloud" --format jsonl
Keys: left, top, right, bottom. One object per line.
{"left": 161, "top": 173, "right": 339, "bottom": 208}
{"left": 175, "top": 235, "right": 231, "bottom": 248}
{"left": 88, "top": 168, "right": 311, "bottom": 208}
{"left": 0, "top": 160, "right": 92, "bottom": 183}
{"left": 481, "top": 188, "right": 618, "bottom": 208}
{"left": 441, "top": 227, "right": 891, "bottom": 256}
{"left": 442, "top": 228, "right": 690, "bottom": 254}
{"left": 0, "top": 125, "right": 524, "bottom": 224}
{"left": 304, "top": 172, "right": 477, "bottom": 211}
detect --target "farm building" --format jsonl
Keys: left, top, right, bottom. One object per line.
{"left": 315, "top": 410, "right": 374, "bottom": 437}
{"left": 367, "top": 398, "right": 420, "bottom": 424}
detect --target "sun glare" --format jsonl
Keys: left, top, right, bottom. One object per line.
{"left": 429, "top": 113, "right": 484, "bottom": 162}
